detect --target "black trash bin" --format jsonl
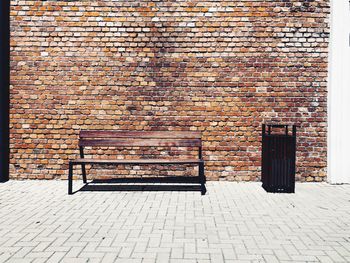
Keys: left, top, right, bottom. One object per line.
{"left": 261, "top": 124, "right": 296, "bottom": 193}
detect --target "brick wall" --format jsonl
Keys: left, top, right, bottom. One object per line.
{"left": 10, "top": 0, "right": 329, "bottom": 181}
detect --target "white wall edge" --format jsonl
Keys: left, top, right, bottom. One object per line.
{"left": 328, "top": 0, "right": 350, "bottom": 184}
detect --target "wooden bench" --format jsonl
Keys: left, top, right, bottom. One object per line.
{"left": 68, "top": 131, "right": 206, "bottom": 195}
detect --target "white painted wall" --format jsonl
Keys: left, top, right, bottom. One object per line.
{"left": 328, "top": 0, "right": 350, "bottom": 184}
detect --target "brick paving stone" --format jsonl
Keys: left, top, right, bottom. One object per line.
{"left": 317, "top": 255, "right": 335, "bottom": 263}
{"left": 60, "top": 259, "right": 89, "bottom": 263}
{"left": 0, "top": 181, "right": 350, "bottom": 263}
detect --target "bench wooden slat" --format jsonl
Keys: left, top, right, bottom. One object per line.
{"left": 71, "top": 158, "right": 203, "bottom": 164}
{"left": 80, "top": 130, "right": 201, "bottom": 139}
{"left": 79, "top": 138, "right": 201, "bottom": 147}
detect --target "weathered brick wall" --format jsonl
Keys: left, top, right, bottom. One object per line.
{"left": 10, "top": 0, "right": 329, "bottom": 181}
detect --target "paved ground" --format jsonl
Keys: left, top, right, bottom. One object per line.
{"left": 0, "top": 181, "right": 349, "bottom": 263}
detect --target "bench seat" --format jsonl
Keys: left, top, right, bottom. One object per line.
{"left": 71, "top": 158, "right": 204, "bottom": 165}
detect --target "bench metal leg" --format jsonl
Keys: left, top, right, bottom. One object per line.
{"left": 68, "top": 162, "right": 73, "bottom": 195}
{"left": 199, "top": 163, "right": 206, "bottom": 195}
{"left": 81, "top": 163, "right": 87, "bottom": 184}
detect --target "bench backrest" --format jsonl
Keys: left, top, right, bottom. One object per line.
{"left": 79, "top": 131, "right": 202, "bottom": 148}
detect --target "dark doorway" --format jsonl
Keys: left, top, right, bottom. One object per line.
{"left": 0, "top": 0, "right": 10, "bottom": 182}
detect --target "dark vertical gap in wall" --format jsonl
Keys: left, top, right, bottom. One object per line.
{"left": 0, "top": 0, "right": 10, "bottom": 182}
